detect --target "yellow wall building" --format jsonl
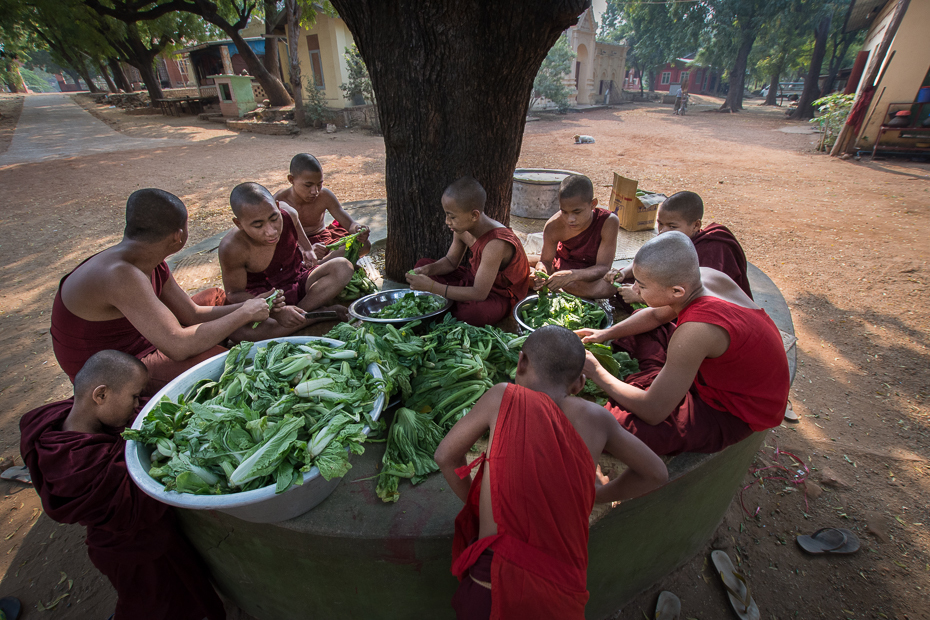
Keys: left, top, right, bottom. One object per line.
{"left": 279, "top": 13, "right": 357, "bottom": 109}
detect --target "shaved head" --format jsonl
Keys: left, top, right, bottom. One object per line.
{"left": 559, "top": 174, "right": 594, "bottom": 203}
{"left": 289, "top": 153, "right": 322, "bottom": 176}
{"left": 124, "top": 189, "right": 187, "bottom": 242}
{"left": 633, "top": 230, "right": 700, "bottom": 288}
{"left": 522, "top": 325, "right": 585, "bottom": 386}
{"left": 661, "top": 191, "right": 703, "bottom": 223}
{"left": 230, "top": 182, "right": 275, "bottom": 218}
{"left": 74, "top": 350, "right": 147, "bottom": 398}
{"left": 443, "top": 176, "right": 486, "bottom": 213}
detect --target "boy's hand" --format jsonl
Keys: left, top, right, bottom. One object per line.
{"left": 301, "top": 247, "right": 320, "bottom": 268}
{"left": 604, "top": 268, "right": 624, "bottom": 285}
{"left": 350, "top": 224, "right": 370, "bottom": 243}
{"left": 405, "top": 272, "right": 438, "bottom": 293}
{"left": 242, "top": 297, "right": 272, "bottom": 323}
{"left": 545, "top": 270, "right": 575, "bottom": 292}
{"left": 619, "top": 284, "right": 643, "bottom": 305}
{"left": 583, "top": 350, "right": 605, "bottom": 378}
{"left": 272, "top": 304, "right": 310, "bottom": 329}
{"left": 532, "top": 268, "right": 549, "bottom": 291}
{"left": 261, "top": 289, "right": 287, "bottom": 312}
{"left": 575, "top": 328, "right": 606, "bottom": 344}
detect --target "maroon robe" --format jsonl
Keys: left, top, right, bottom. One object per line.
{"left": 244, "top": 209, "right": 311, "bottom": 306}
{"left": 691, "top": 223, "right": 752, "bottom": 299}
{"left": 416, "top": 227, "right": 530, "bottom": 327}
{"left": 552, "top": 207, "right": 612, "bottom": 271}
{"left": 19, "top": 400, "right": 226, "bottom": 620}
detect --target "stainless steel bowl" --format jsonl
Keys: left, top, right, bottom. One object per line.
{"left": 513, "top": 294, "right": 613, "bottom": 333}
{"left": 348, "top": 289, "right": 452, "bottom": 325}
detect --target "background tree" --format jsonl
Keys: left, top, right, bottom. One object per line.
{"left": 330, "top": 0, "right": 590, "bottom": 280}
{"left": 530, "top": 34, "right": 573, "bottom": 113}
{"left": 86, "top": 0, "right": 294, "bottom": 106}
{"left": 261, "top": 0, "right": 281, "bottom": 80}
{"left": 749, "top": 2, "right": 808, "bottom": 106}
{"left": 789, "top": 4, "right": 832, "bottom": 120}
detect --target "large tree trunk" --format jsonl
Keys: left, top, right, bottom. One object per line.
{"left": 791, "top": 14, "right": 831, "bottom": 120}
{"left": 5, "top": 64, "right": 26, "bottom": 93}
{"left": 763, "top": 72, "right": 780, "bottom": 105}
{"left": 97, "top": 61, "right": 119, "bottom": 93}
{"left": 720, "top": 30, "right": 756, "bottom": 112}
{"left": 647, "top": 69, "right": 656, "bottom": 92}
{"left": 224, "top": 27, "right": 292, "bottom": 106}
{"left": 108, "top": 58, "right": 131, "bottom": 92}
{"left": 263, "top": 0, "right": 281, "bottom": 79}
{"left": 64, "top": 69, "right": 83, "bottom": 87}
{"left": 822, "top": 34, "right": 854, "bottom": 97}
{"left": 72, "top": 56, "right": 103, "bottom": 93}
{"left": 332, "top": 0, "right": 589, "bottom": 280}
{"left": 284, "top": 0, "right": 305, "bottom": 126}
{"left": 129, "top": 58, "right": 164, "bottom": 101}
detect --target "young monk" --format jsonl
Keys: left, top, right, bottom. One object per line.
{"left": 218, "top": 182, "right": 353, "bottom": 325}
{"left": 533, "top": 174, "right": 619, "bottom": 298}
{"left": 51, "top": 188, "right": 277, "bottom": 396}
{"left": 612, "top": 191, "right": 752, "bottom": 309}
{"left": 578, "top": 232, "right": 790, "bottom": 456}
{"left": 405, "top": 176, "right": 531, "bottom": 326}
{"left": 435, "top": 325, "right": 668, "bottom": 619}
{"left": 20, "top": 350, "right": 226, "bottom": 620}
{"left": 274, "top": 153, "right": 371, "bottom": 260}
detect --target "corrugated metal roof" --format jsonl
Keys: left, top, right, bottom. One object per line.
{"left": 843, "top": 0, "right": 891, "bottom": 33}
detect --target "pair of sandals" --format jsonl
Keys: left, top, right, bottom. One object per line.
{"left": 650, "top": 552, "right": 760, "bottom": 620}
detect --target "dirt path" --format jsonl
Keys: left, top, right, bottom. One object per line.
{"left": 0, "top": 93, "right": 927, "bottom": 620}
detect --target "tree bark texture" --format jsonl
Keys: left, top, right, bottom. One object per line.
{"left": 764, "top": 72, "right": 779, "bottom": 105}
{"left": 98, "top": 61, "right": 119, "bottom": 92}
{"left": 225, "top": 27, "right": 292, "bottom": 106}
{"left": 790, "top": 14, "right": 831, "bottom": 120}
{"left": 720, "top": 30, "right": 755, "bottom": 112}
{"left": 284, "top": 0, "right": 305, "bottom": 127}
{"left": 823, "top": 34, "right": 854, "bottom": 96}
{"left": 108, "top": 58, "right": 132, "bottom": 92}
{"left": 263, "top": 0, "right": 281, "bottom": 79}
{"left": 331, "top": 0, "right": 590, "bottom": 280}
{"left": 132, "top": 58, "right": 164, "bottom": 101}
{"left": 71, "top": 54, "right": 102, "bottom": 93}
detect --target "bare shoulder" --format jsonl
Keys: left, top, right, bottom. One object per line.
{"left": 273, "top": 186, "right": 294, "bottom": 202}
{"left": 603, "top": 211, "right": 620, "bottom": 228}
{"left": 319, "top": 188, "right": 342, "bottom": 210}
{"left": 699, "top": 268, "right": 759, "bottom": 309}
{"left": 277, "top": 201, "right": 300, "bottom": 220}
{"left": 218, "top": 229, "right": 250, "bottom": 264}
{"left": 543, "top": 213, "right": 568, "bottom": 238}
{"left": 561, "top": 395, "right": 614, "bottom": 427}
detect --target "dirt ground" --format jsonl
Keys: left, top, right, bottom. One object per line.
{"left": 0, "top": 91, "right": 928, "bottom": 620}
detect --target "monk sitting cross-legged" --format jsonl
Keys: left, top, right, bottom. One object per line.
{"left": 532, "top": 173, "right": 620, "bottom": 299}
{"left": 51, "top": 188, "right": 277, "bottom": 396}
{"left": 611, "top": 190, "right": 752, "bottom": 311}
{"left": 577, "top": 231, "right": 790, "bottom": 457}
{"left": 405, "top": 176, "right": 531, "bottom": 327}
{"left": 20, "top": 350, "right": 226, "bottom": 620}
{"left": 218, "top": 182, "right": 353, "bottom": 329}
{"left": 435, "top": 325, "right": 668, "bottom": 619}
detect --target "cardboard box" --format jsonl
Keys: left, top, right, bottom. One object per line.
{"left": 607, "top": 173, "right": 666, "bottom": 232}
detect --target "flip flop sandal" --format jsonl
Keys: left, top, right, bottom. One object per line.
{"left": 796, "top": 528, "right": 860, "bottom": 555}
{"left": 0, "top": 596, "right": 22, "bottom": 620}
{"left": 0, "top": 466, "right": 31, "bottom": 485}
{"left": 655, "top": 590, "right": 681, "bottom": 619}
{"left": 711, "top": 550, "right": 760, "bottom": 620}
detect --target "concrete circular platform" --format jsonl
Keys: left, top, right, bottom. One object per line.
{"left": 176, "top": 263, "right": 795, "bottom": 620}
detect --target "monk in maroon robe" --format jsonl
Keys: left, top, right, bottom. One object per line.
{"left": 435, "top": 326, "right": 667, "bottom": 618}
{"left": 579, "top": 232, "right": 789, "bottom": 456}
{"left": 532, "top": 174, "right": 620, "bottom": 299}
{"left": 612, "top": 191, "right": 752, "bottom": 312}
{"left": 407, "top": 177, "right": 531, "bottom": 326}
{"left": 19, "top": 350, "right": 226, "bottom": 620}
{"left": 218, "top": 182, "right": 352, "bottom": 329}
{"left": 50, "top": 188, "right": 277, "bottom": 395}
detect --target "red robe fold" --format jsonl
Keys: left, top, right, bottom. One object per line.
{"left": 19, "top": 400, "right": 225, "bottom": 620}
{"left": 416, "top": 227, "right": 530, "bottom": 326}
{"left": 51, "top": 260, "right": 169, "bottom": 382}
{"left": 552, "top": 207, "right": 612, "bottom": 271}
{"left": 244, "top": 209, "right": 311, "bottom": 306}
{"left": 451, "top": 384, "right": 594, "bottom": 619}
{"left": 691, "top": 223, "right": 752, "bottom": 299}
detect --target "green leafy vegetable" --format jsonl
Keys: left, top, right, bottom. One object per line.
{"left": 374, "top": 292, "right": 445, "bottom": 319}
{"left": 520, "top": 292, "right": 606, "bottom": 331}
{"left": 337, "top": 269, "right": 378, "bottom": 303}
{"left": 252, "top": 290, "right": 280, "bottom": 329}
{"left": 326, "top": 230, "right": 365, "bottom": 265}
{"left": 580, "top": 342, "right": 640, "bottom": 405}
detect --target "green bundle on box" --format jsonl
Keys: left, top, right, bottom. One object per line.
{"left": 122, "top": 340, "right": 384, "bottom": 495}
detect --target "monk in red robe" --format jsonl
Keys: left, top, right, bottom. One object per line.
{"left": 612, "top": 191, "right": 752, "bottom": 311}
{"left": 218, "top": 182, "right": 352, "bottom": 328}
{"left": 578, "top": 231, "right": 790, "bottom": 456}
{"left": 435, "top": 325, "right": 667, "bottom": 619}
{"left": 531, "top": 174, "right": 620, "bottom": 299}
{"left": 19, "top": 350, "right": 226, "bottom": 620}
{"left": 406, "top": 176, "right": 531, "bottom": 326}
{"left": 51, "top": 188, "right": 278, "bottom": 396}
{"left": 273, "top": 153, "right": 371, "bottom": 259}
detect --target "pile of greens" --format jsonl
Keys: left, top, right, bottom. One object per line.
{"left": 580, "top": 342, "right": 640, "bottom": 405}
{"left": 337, "top": 269, "right": 379, "bottom": 303}
{"left": 374, "top": 292, "right": 446, "bottom": 320}
{"left": 122, "top": 339, "right": 385, "bottom": 495}
{"left": 326, "top": 316, "right": 526, "bottom": 502}
{"left": 520, "top": 291, "right": 607, "bottom": 331}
